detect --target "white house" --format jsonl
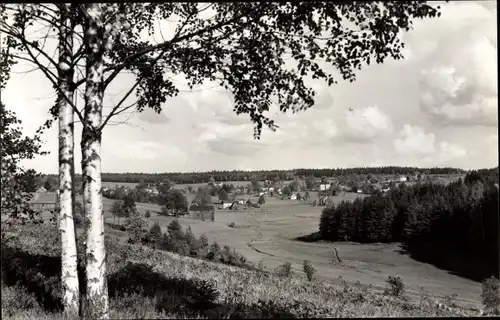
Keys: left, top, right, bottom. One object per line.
{"left": 319, "top": 183, "right": 331, "bottom": 191}
{"left": 399, "top": 175, "right": 407, "bottom": 182}
{"left": 236, "top": 199, "right": 246, "bottom": 205}
{"left": 290, "top": 193, "right": 297, "bottom": 200}
{"left": 219, "top": 202, "right": 232, "bottom": 209}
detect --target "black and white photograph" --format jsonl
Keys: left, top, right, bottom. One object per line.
{"left": 1, "top": 1, "right": 498, "bottom": 318}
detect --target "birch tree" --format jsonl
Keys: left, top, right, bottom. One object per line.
{"left": 56, "top": 4, "right": 80, "bottom": 315}
{"left": 1, "top": 3, "right": 82, "bottom": 314}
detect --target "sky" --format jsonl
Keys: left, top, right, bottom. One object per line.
{"left": 3, "top": 1, "right": 498, "bottom": 174}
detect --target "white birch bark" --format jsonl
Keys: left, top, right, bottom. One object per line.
{"left": 57, "top": 3, "right": 79, "bottom": 315}
{"left": 81, "top": 3, "right": 108, "bottom": 318}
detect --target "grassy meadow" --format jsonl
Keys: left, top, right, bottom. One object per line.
{"left": 1, "top": 222, "right": 481, "bottom": 319}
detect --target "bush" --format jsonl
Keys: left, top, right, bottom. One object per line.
{"left": 149, "top": 221, "right": 162, "bottom": 236}
{"left": 303, "top": 260, "right": 316, "bottom": 281}
{"left": 144, "top": 210, "right": 151, "bottom": 218}
{"left": 258, "top": 195, "right": 266, "bottom": 205}
{"left": 481, "top": 276, "right": 500, "bottom": 314}
{"left": 228, "top": 221, "right": 236, "bottom": 228}
{"left": 275, "top": 262, "right": 292, "bottom": 278}
{"left": 384, "top": 275, "right": 405, "bottom": 297}
{"left": 126, "top": 209, "right": 148, "bottom": 244}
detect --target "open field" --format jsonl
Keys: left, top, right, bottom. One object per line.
{"left": 3, "top": 223, "right": 478, "bottom": 319}
{"left": 90, "top": 191, "right": 482, "bottom": 310}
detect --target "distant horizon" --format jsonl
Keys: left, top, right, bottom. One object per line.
{"left": 37, "top": 165, "right": 499, "bottom": 176}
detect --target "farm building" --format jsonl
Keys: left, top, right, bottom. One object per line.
{"left": 218, "top": 202, "right": 233, "bottom": 210}
{"left": 28, "top": 189, "right": 58, "bottom": 212}
{"left": 188, "top": 204, "right": 215, "bottom": 221}
{"left": 319, "top": 183, "right": 331, "bottom": 191}
{"left": 290, "top": 193, "right": 297, "bottom": 200}
{"left": 234, "top": 198, "right": 246, "bottom": 205}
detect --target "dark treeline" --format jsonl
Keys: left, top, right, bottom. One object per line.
{"left": 319, "top": 168, "right": 499, "bottom": 281}
{"left": 48, "top": 166, "right": 466, "bottom": 185}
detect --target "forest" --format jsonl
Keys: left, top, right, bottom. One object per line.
{"left": 40, "top": 167, "right": 466, "bottom": 185}
{"left": 317, "top": 168, "right": 499, "bottom": 282}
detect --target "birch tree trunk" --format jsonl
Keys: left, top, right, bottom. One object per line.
{"left": 57, "top": 3, "right": 80, "bottom": 316}
{"left": 82, "top": 4, "right": 108, "bottom": 318}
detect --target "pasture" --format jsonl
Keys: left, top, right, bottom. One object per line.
{"left": 93, "top": 191, "right": 481, "bottom": 309}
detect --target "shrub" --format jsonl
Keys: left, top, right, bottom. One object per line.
{"left": 74, "top": 201, "right": 86, "bottom": 227}
{"left": 144, "top": 210, "right": 151, "bottom": 218}
{"left": 1, "top": 283, "right": 45, "bottom": 317}
{"left": 258, "top": 195, "right": 266, "bottom": 205}
{"left": 385, "top": 275, "right": 405, "bottom": 297}
{"left": 257, "top": 260, "right": 265, "bottom": 271}
{"left": 199, "top": 234, "right": 209, "bottom": 249}
{"left": 126, "top": 209, "right": 148, "bottom": 244}
{"left": 149, "top": 221, "right": 162, "bottom": 236}
{"left": 481, "top": 276, "right": 500, "bottom": 314}
{"left": 228, "top": 221, "right": 236, "bottom": 228}
{"left": 303, "top": 260, "right": 316, "bottom": 281}
{"left": 275, "top": 262, "right": 292, "bottom": 278}
{"left": 206, "top": 241, "right": 222, "bottom": 262}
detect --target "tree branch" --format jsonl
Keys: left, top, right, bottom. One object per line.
{"left": 19, "top": 28, "right": 86, "bottom": 125}
{"left": 99, "top": 50, "right": 167, "bottom": 131}
{"left": 103, "top": 3, "right": 270, "bottom": 86}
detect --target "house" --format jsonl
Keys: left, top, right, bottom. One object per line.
{"left": 290, "top": 193, "right": 297, "bottom": 200}
{"left": 235, "top": 198, "right": 246, "bottom": 205}
{"left": 382, "top": 186, "right": 390, "bottom": 193}
{"left": 188, "top": 204, "right": 215, "bottom": 222}
{"left": 356, "top": 189, "right": 363, "bottom": 193}
{"left": 29, "top": 189, "right": 58, "bottom": 212}
{"left": 399, "top": 175, "right": 407, "bottom": 182}
{"left": 319, "top": 183, "right": 331, "bottom": 191}
{"left": 268, "top": 187, "right": 274, "bottom": 192}
{"left": 259, "top": 192, "right": 265, "bottom": 196}
{"left": 218, "top": 202, "right": 233, "bottom": 210}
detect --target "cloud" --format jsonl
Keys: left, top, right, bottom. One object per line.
{"left": 139, "top": 108, "right": 171, "bottom": 124}
{"left": 393, "top": 125, "right": 467, "bottom": 165}
{"left": 428, "top": 141, "right": 467, "bottom": 164}
{"left": 394, "top": 125, "right": 436, "bottom": 156}
{"left": 109, "top": 140, "right": 185, "bottom": 161}
{"left": 331, "top": 106, "right": 393, "bottom": 144}
{"left": 416, "top": 1, "right": 497, "bottom": 127}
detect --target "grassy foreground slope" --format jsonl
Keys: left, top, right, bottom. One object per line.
{"left": 1, "top": 223, "right": 480, "bottom": 319}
